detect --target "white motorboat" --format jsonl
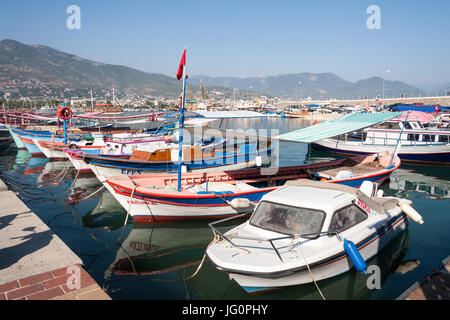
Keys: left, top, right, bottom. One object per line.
{"left": 206, "top": 180, "right": 424, "bottom": 293}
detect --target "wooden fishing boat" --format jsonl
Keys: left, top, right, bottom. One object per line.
{"left": 9, "top": 126, "right": 136, "bottom": 156}
{"left": 82, "top": 140, "right": 272, "bottom": 181}
{"left": 206, "top": 180, "right": 423, "bottom": 293}
{"left": 35, "top": 133, "right": 175, "bottom": 160}
{"left": 104, "top": 152, "right": 400, "bottom": 222}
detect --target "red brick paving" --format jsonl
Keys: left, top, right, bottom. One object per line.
{"left": 0, "top": 280, "right": 19, "bottom": 293}
{"left": 18, "top": 272, "right": 53, "bottom": 287}
{"left": 27, "top": 287, "right": 65, "bottom": 300}
{"left": 6, "top": 283, "right": 43, "bottom": 300}
{"left": 0, "top": 264, "right": 110, "bottom": 300}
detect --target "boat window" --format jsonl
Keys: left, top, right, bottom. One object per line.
{"left": 407, "top": 134, "right": 420, "bottom": 141}
{"left": 249, "top": 201, "right": 325, "bottom": 236}
{"left": 422, "top": 134, "right": 435, "bottom": 142}
{"left": 374, "top": 122, "right": 398, "bottom": 129}
{"left": 328, "top": 204, "right": 367, "bottom": 233}
{"left": 438, "top": 135, "right": 449, "bottom": 143}
{"left": 410, "top": 122, "right": 423, "bottom": 129}
{"left": 403, "top": 122, "right": 413, "bottom": 129}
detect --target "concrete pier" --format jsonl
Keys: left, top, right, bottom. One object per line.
{"left": 397, "top": 255, "right": 450, "bottom": 300}
{"left": 0, "top": 178, "right": 111, "bottom": 300}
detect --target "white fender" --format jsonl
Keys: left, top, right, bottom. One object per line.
{"left": 399, "top": 201, "right": 424, "bottom": 224}
{"left": 230, "top": 198, "right": 252, "bottom": 210}
{"left": 255, "top": 155, "right": 262, "bottom": 167}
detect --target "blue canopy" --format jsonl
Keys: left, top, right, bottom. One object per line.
{"left": 391, "top": 105, "right": 450, "bottom": 113}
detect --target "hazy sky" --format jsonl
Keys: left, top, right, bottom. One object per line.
{"left": 1, "top": 0, "right": 449, "bottom": 87}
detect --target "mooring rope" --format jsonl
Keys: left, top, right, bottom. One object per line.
{"left": 184, "top": 234, "right": 223, "bottom": 280}
{"left": 116, "top": 185, "right": 138, "bottom": 244}
{"left": 297, "top": 237, "right": 326, "bottom": 300}
{"left": 72, "top": 184, "right": 106, "bottom": 202}
{"left": 184, "top": 232, "right": 253, "bottom": 281}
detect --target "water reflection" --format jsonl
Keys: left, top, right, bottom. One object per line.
{"left": 386, "top": 165, "right": 450, "bottom": 199}
{"left": 105, "top": 219, "right": 244, "bottom": 280}
{"left": 82, "top": 190, "right": 126, "bottom": 230}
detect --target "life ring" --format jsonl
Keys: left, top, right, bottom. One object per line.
{"left": 312, "top": 120, "right": 320, "bottom": 126}
{"left": 57, "top": 106, "right": 73, "bottom": 120}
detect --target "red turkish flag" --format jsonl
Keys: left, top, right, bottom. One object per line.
{"left": 176, "top": 48, "right": 186, "bottom": 80}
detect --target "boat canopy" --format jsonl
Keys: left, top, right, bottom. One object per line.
{"left": 275, "top": 112, "right": 402, "bottom": 143}
{"left": 391, "top": 104, "right": 450, "bottom": 113}
{"left": 391, "top": 111, "right": 434, "bottom": 124}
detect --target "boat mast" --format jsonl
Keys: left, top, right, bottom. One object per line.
{"left": 112, "top": 88, "right": 115, "bottom": 107}
{"left": 90, "top": 90, "right": 94, "bottom": 112}
{"left": 177, "top": 49, "right": 187, "bottom": 192}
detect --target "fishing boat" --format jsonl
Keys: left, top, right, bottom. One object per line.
{"left": 206, "top": 180, "right": 424, "bottom": 293}
{"left": 310, "top": 113, "right": 450, "bottom": 164}
{"left": 9, "top": 125, "right": 136, "bottom": 156}
{"left": 35, "top": 132, "right": 176, "bottom": 160}
{"left": 104, "top": 152, "right": 400, "bottom": 222}
{"left": 0, "top": 125, "right": 14, "bottom": 151}
{"left": 63, "top": 133, "right": 178, "bottom": 172}
{"left": 284, "top": 108, "right": 308, "bottom": 118}
{"left": 82, "top": 139, "right": 271, "bottom": 182}
{"left": 33, "top": 132, "right": 106, "bottom": 160}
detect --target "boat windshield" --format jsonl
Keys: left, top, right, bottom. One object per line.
{"left": 249, "top": 201, "right": 326, "bottom": 236}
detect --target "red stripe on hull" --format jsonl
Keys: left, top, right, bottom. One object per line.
{"left": 19, "top": 137, "right": 35, "bottom": 144}
{"left": 132, "top": 212, "right": 251, "bottom": 223}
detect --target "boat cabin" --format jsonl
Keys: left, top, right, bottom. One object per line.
{"left": 360, "top": 121, "right": 450, "bottom": 145}
{"left": 246, "top": 181, "right": 397, "bottom": 240}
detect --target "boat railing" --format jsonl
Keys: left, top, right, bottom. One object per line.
{"left": 364, "top": 133, "right": 448, "bottom": 145}
{"left": 208, "top": 214, "right": 339, "bottom": 262}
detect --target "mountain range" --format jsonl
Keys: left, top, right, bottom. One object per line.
{"left": 0, "top": 39, "right": 440, "bottom": 100}
{"left": 190, "top": 74, "right": 427, "bottom": 100}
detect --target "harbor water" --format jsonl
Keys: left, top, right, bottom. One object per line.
{"left": 0, "top": 117, "right": 449, "bottom": 300}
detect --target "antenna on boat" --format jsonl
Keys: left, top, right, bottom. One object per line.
{"left": 176, "top": 48, "right": 187, "bottom": 192}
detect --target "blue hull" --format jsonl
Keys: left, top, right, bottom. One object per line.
{"left": 85, "top": 143, "right": 271, "bottom": 173}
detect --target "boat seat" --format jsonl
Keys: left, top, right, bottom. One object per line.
{"left": 360, "top": 180, "right": 375, "bottom": 196}
{"left": 129, "top": 150, "right": 153, "bottom": 161}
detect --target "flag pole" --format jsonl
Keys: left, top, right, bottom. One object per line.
{"left": 177, "top": 48, "right": 187, "bottom": 192}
